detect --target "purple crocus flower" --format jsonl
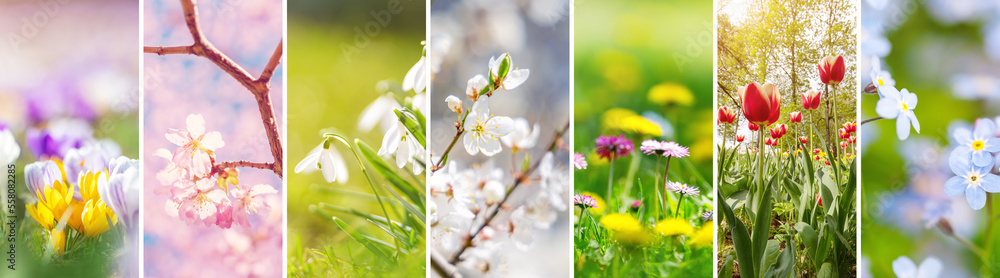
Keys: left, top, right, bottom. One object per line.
{"left": 24, "top": 118, "right": 93, "bottom": 159}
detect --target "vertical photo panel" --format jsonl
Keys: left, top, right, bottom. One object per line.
{"left": 427, "top": 0, "right": 572, "bottom": 276}
{"left": 716, "top": 0, "right": 858, "bottom": 277}
{"left": 284, "top": 0, "right": 427, "bottom": 276}
{"left": 859, "top": 0, "right": 1000, "bottom": 276}
{"left": 142, "top": 0, "right": 284, "bottom": 276}
{"left": 572, "top": 0, "right": 714, "bottom": 276}
{"left": 0, "top": 0, "right": 139, "bottom": 276}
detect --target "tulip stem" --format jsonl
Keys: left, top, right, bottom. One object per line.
{"left": 860, "top": 116, "right": 884, "bottom": 126}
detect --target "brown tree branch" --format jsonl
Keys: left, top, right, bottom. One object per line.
{"left": 145, "top": 0, "right": 284, "bottom": 178}
{"left": 431, "top": 249, "right": 459, "bottom": 277}
{"left": 447, "top": 121, "right": 570, "bottom": 264}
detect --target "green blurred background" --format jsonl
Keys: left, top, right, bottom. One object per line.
{"left": 287, "top": 0, "right": 424, "bottom": 275}
{"left": 574, "top": 0, "right": 714, "bottom": 188}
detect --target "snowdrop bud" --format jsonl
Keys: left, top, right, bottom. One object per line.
{"left": 446, "top": 95, "right": 462, "bottom": 113}
{"left": 483, "top": 180, "right": 505, "bottom": 205}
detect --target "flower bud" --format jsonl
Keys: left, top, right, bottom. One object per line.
{"left": 818, "top": 55, "right": 846, "bottom": 85}
{"left": 801, "top": 90, "right": 821, "bottom": 110}
{"left": 789, "top": 111, "right": 802, "bottom": 123}
{"left": 445, "top": 95, "right": 462, "bottom": 113}
{"left": 466, "top": 74, "right": 489, "bottom": 100}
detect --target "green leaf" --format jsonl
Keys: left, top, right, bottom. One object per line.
{"left": 817, "top": 262, "right": 837, "bottom": 278}
{"left": 380, "top": 182, "right": 426, "bottom": 224}
{"left": 751, "top": 181, "right": 773, "bottom": 276}
{"left": 719, "top": 194, "right": 755, "bottom": 278}
{"left": 394, "top": 109, "right": 426, "bottom": 147}
{"left": 773, "top": 235, "right": 797, "bottom": 278}
{"left": 356, "top": 141, "right": 425, "bottom": 210}
{"left": 330, "top": 217, "right": 393, "bottom": 263}
{"left": 794, "top": 222, "right": 818, "bottom": 262}
{"left": 759, "top": 239, "right": 780, "bottom": 276}
{"left": 719, "top": 253, "right": 734, "bottom": 278}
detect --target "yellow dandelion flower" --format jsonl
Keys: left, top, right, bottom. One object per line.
{"left": 648, "top": 82, "right": 694, "bottom": 106}
{"left": 600, "top": 213, "right": 642, "bottom": 233}
{"left": 654, "top": 218, "right": 694, "bottom": 236}
{"left": 689, "top": 223, "right": 713, "bottom": 247}
{"left": 602, "top": 108, "right": 662, "bottom": 137}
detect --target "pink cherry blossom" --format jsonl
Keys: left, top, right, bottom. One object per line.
{"left": 166, "top": 114, "right": 225, "bottom": 179}
{"left": 230, "top": 184, "right": 278, "bottom": 228}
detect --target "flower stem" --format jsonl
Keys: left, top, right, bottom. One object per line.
{"left": 860, "top": 116, "right": 884, "bottom": 126}
{"left": 663, "top": 156, "right": 672, "bottom": 216}
{"left": 431, "top": 130, "right": 464, "bottom": 172}
{"left": 608, "top": 154, "right": 616, "bottom": 210}
{"left": 674, "top": 194, "right": 685, "bottom": 218}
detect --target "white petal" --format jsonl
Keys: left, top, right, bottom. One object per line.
{"left": 875, "top": 97, "right": 900, "bottom": 119}
{"left": 502, "top": 69, "right": 530, "bottom": 90}
{"left": 896, "top": 114, "right": 911, "bottom": 140}
{"left": 395, "top": 139, "right": 410, "bottom": 168}
{"left": 892, "top": 257, "right": 917, "bottom": 277}
{"left": 463, "top": 132, "right": 479, "bottom": 155}
{"left": 967, "top": 185, "right": 987, "bottom": 210}
{"left": 479, "top": 137, "right": 502, "bottom": 156}
{"left": 916, "top": 257, "right": 942, "bottom": 278}
{"left": 295, "top": 145, "right": 323, "bottom": 173}
{"left": 320, "top": 149, "right": 338, "bottom": 183}
{"left": 902, "top": 89, "right": 917, "bottom": 109}
{"left": 944, "top": 176, "right": 967, "bottom": 196}
{"left": 402, "top": 57, "right": 425, "bottom": 92}
{"left": 378, "top": 122, "right": 403, "bottom": 157}
{"left": 165, "top": 129, "right": 190, "bottom": 146}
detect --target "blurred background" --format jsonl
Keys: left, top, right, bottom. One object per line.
{"left": 859, "top": 0, "right": 1000, "bottom": 276}
{"left": 0, "top": 0, "right": 137, "bottom": 276}
{"left": 429, "top": 0, "right": 570, "bottom": 276}
{"left": 143, "top": 0, "right": 283, "bottom": 276}
{"left": 574, "top": 0, "right": 713, "bottom": 201}
{"left": 285, "top": 0, "right": 426, "bottom": 276}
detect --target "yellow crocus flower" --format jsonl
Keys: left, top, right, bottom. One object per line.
{"left": 25, "top": 180, "right": 74, "bottom": 230}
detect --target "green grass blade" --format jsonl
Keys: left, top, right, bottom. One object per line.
{"left": 330, "top": 217, "right": 394, "bottom": 263}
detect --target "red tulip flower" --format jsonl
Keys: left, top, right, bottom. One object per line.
{"left": 765, "top": 138, "right": 775, "bottom": 146}
{"left": 799, "top": 136, "right": 808, "bottom": 144}
{"left": 842, "top": 121, "right": 856, "bottom": 133}
{"left": 839, "top": 128, "right": 850, "bottom": 139}
{"left": 814, "top": 149, "right": 822, "bottom": 154}
{"left": 801, "top": 90, "right": 821, "bottom": 110}
{"left": 739, "top": 82, "right": 781, "bottom": 126}
{"left": 779, "top": 124, "right": 787, "bottom": 136}
{"left": 815, "top": 194, "right": 823, "bottom": 207}
{"left": 849, "top": 136, "right": 856, "bottom": 144}
{"left": 736, "top": 134, "right": 746, "bottom": 142}
{"left": 818, "top": 55, "right": 845, "bottom": 85}
{"left": 748, "top": 122, "right": 759, "bottom": 131}
{"left": 841, "top": 141, "right": 849, "bottom": 150}
{"left": 718, "top": 106, "right": 737, "bottom": 124}
{"left": 789, "top": 111, "right": 802, "bottom": 123}
{"left": 770, "top": 126, "right": 785, "bottom": 139}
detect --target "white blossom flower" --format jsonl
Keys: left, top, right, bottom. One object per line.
{"left": 500, "top": 118, "right": 540, "bottom": 151}
{"left": 482, "top": 180, "right": 505, "bottom": 205}
{"left": 0, "top": 128, "right": 19, "bottom": 165}
{"left": 488, "top": 52, "right": 530, "bottom": 91}
{"left": 892, "top": 256, "right": 941, "bottom": 278}
{"left": 378, "top": 120, "right": 425, "bottom": 175}
{"left": 508, "top": 206, "right": 535, "bottom": 250}
{"left": 536, "top": 152, "right": 568, "bottom": 211}
{"left": 466, "top": 74, "right": 489, "bottom": 100}
{"left": 463, "top": 96, "right": 514, "bottom": 156}
{"left": 446, "top": 95, "right": 463, "bottom": 113}
{"left": 875, "top": 86, "right": 920, "bottom": 140}
{"left": 294, "top": 140, "right": 349, "bottom": 184}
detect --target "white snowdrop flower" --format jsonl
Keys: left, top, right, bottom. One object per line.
{"left": 488, "top": 52, "right": 530, "bottom": 91}
{"left": 378, "top": 119, "right": 425, "bottom": 175}
{"left": 508, "top": 206, "right": 535, "bottom": 251}
{"left": 410, "top": 91, "right": 429, "bottom": 118}
{"left": 537, "top": 152, "right": 568, "bottom": 212}
{"left": 466, "top": 74, "right": 489, "bottom": 100}
{"left": 402, "top": 55, "right": 428, "bottom": 93}
{"left": 446, "top": 95, "right": 463, "bottom": 113}
{"left": 482, "top": 180, "right": 505, "bottom": 205}
{"left": 357, "top": 95, "right": 401, "bottom": 133}
{"left": 294, "top": 140, "right": 349, "bottom": 184}
{"left": 500, "top": 118, "right": 540, "bottom": 151}
{"left": 0, "top": 128, "right": 20, "bottom": 165}
{"left": 463, "top": 96, "right": 514, "bottom": 156}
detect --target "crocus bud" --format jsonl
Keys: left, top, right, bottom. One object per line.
{"left": 748, "top": 122, "right": 759, "bottom": 131}
{"left": 740, "top": 82, "right": 781, "bottom": 126}
{"left": 446, "top": 95, "right": 463, "bottom": 113}
{"left": 466, "top": 74, "right": 489, "bottom": 100}
{"left": 736, "top": 134, "right": 745, "bottom": 142}
{"left": 799, "top": 136, "right": 808, "bottom": 144}
{"left": 801, "top": 90, "right": 821, "bottom": 110}
{"left": 718, "top": 106, "right": 737, "bottom": 124}
{"left": 25, "top": 160, "right": 63, "bottom": 194}
{"left": 789, "top": 111, "right": 802, "bottom": 123}
{"left": 818, "top": 55, "right": 846, "bottom": 85}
